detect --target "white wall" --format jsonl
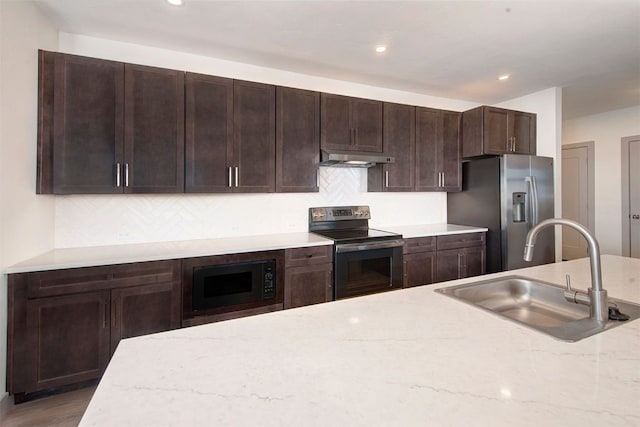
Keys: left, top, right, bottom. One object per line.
{"left": 497, "top": 87, "right": 564, "bottom": 260}
{"left": 54, "top": 33, "right": 481, "bottom": 248}
{"left": 562, "top": 105, "right": 640, "bottom": 255}
{"left": 0, "top": 1, "right": 57, "bottom": 400}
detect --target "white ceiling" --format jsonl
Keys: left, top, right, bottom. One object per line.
{"left": 33, "top": 0, "right": 640, "bottom": 119}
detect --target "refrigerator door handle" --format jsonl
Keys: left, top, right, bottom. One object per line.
{"left": 525, "top": 175, "right": 539, "bottom": 227}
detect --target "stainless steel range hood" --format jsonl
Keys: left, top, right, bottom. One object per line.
{"left": 319, "top": 149, "right": 395, "bottom": 168}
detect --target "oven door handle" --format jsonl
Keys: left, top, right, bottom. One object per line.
{"left": 335, "top": 239, "right": 404, "bottom": 253}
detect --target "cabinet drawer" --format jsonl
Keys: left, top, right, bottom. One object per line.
{"left": 285, "top": 245, "right": 332, "bottom": 268}
{"left": 403, "top": 236, "right": 436, "bottom": 254}
{"left": 26, "top": 260, "right": 180, "bottom": 298}
{"left": 436, "top": 232, "right": 485, "bottom": 250}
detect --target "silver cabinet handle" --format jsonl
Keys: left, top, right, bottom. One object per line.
{"left": 513, "top": 136, "right": 517, "bottom": 152}
{"left": 124, "top": 163, "right": 129, "bottom": 187}
{"left": 228, "top": 167, "right": 233, "bottom": 188}
{"left": 235, "top": 166, "right": 239, "bottom": 188}
{"left": 115, "top": 163, "right": 121, "bottom": 187}
{"left": 385, "top": 170, "right": 389, "bottom": 188}
{"left": 102, "top": 303, "right": 107, "bottom": 329}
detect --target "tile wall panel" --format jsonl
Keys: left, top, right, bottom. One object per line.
{"left": 54, "top": 168, "right": 445, "bottom": 248}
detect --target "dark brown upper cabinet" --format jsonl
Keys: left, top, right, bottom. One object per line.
{"left": 368, "top": 102, "right": 415, "bottom": 192}
{"left": 233, "top": 80, "right": 276, "bottom": 192}
{"left": 185, "top": 73, "right": 234, "bottom": 192}
{"left": 124, "top": 64, "right": 184, "bottom": 193}
{"left": 415, "top": 107, "right": 462, "bottom": 192}
{"left": 320, "top": 93, "right": 383, "bottom": 153}
{"left": 462, "top": 106, "right": 536, "bottom": 158}
{"left": 276, "top": 87, "right": 320, "bottom": 192}
{"left": 37, "top": 51, "right": 124, "bottom": 194}
{"left": 37, "top": 51, "right": 184, "bottom": 194}
{"left": 185, "top": 76, "right": 275, "bottom": 193}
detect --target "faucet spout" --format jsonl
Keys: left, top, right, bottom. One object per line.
{"left": 523, "top": 218, "right": 607, "bottom": 322}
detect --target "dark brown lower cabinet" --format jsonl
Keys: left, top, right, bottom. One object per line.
{"left": 284, "top": 246, "right": 333, "bottom": 309}
{"left": 8, "top": 260, "right": 181, "bottom": 401}
{"left": 436, "top": 233, "right": 486, "bottom": 282}
{"left": 110, "top": 282, "right": 181, "bottom": 353}
{"left": 24, "top": 291, "right": 111, "bottom": 393}
{"left": 404, "top": 252, "right": 437, "bottom": 287}
{"left": 404, "top": 233, "right": 486, "bottom": 287}
{"left": 403, "top": 236, "right": 437, "bottom": 288}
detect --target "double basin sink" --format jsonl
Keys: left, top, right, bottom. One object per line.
{"left": 435, "top": 276, "right": 640, "bottom": 342}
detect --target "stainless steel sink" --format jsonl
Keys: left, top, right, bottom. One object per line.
{"left": 435, "top": 275, "right": 640, "bottom": 342}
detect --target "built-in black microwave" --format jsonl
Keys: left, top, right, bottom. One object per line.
{"left": 192, "top": 259, "right": 276, "bottom": 311}
{"left": 182, "top": 251, "right": 285, "bottom": 325}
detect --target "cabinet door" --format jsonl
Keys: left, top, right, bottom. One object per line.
{"left": 484, "top": 107, "right": 509, "bottom": 154}
{"left": 404, "top": 252, "right": 436, "bottom": 288}
{"left": 276, "top": 87, "right": 319, "bottom": 192}
{"left": 24, "top": 291, "right": 110, "bottom": 392}
{"left": 381, "top": 103, "right": 415, "bottom": 191}
{"left": 440, "top": 110, "right": 462, "bottom": 191}
{"left": 39, "top": 51, "right": 124, "bottom": 194}
{"left": 320, "top": 93, "right": 352, "bottom": 150}
{"left": 463, "top": 246, "right": 486, "bottom": 278}
{"left": 436, "top": 248, "right": 463, "bottom": 282}
{"left": 124, "top": 64, "right": 184, "bottom": 193}
{"left": 185, "top": 73, "right": 234, "bottom": 192}
{"left": 234, "top": 80, "right": 276, "bottom": 192}
{"left": 415, "top": 107, "right": 439, "bottom": 190}
{"left": 284, "top": 264, "right": 333, "bottom": 309}
{"left": 352, "top": 98, "right": 383, "bottom": 152}
{"left": 111, "top": 281, "right": 181, "bottom": 353}
{"left": 511, "top": 111, "right": 536, "bottom": 155}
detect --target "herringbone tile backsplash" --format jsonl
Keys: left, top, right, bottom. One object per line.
{"left": 55, "top": 168, "right": 445, "bottom": 248}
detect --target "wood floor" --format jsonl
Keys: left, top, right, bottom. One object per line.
{"left": 1, "top": 386, "right": 95, "bottom": 427}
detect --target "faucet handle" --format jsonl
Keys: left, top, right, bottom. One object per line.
{"left": 565, "top": 274, "right": 572, "bottom": 291}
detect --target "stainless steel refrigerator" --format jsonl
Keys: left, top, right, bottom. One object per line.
{"left": 447, "top": 155, "right": 555, "bottom": 273}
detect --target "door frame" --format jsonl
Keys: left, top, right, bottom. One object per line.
{"left": 621, "top": 135, "right": 639, "bottom": 256}
{"left": 561, "top": 141, "right": 595, "bottom": 233}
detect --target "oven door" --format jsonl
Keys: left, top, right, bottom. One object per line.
{"left": 334, "top": 239, "right": 404, "bottom": 300}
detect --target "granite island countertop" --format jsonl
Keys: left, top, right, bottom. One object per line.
{"left": 5, "top": 224, "right": 486, "bottom": 274}
{"left": 80, "top": 255, "right": 640, "bottom": 426}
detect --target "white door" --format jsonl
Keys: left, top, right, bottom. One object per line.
{"left": 629, "top": 139, "right": 640, "bottom": 258}
{"left": 562, "top": 144, "right": 592, "bottom": 260}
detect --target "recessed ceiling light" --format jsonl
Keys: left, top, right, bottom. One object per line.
{"left": 167, "top": 0, "right": 183, "bottom": 6}
{"left": 375, "top": 46, "right": 387, "bottom": 53}
{"left": 498, "top": 74, "right": 510, "bottom": 81}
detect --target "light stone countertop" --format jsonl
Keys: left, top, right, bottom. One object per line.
{"left": 80, "top": 255, "right": 640, "bottom": 427}
{"left": 380, "top": 223, "right": 488, "bottom": 238}
{"left": 4, "top": 232, "right": 333, "bottom": 274}
{"left": 5, "top": 224, "right": 486, "bottom": 274}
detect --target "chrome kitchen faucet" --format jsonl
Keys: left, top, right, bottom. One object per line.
{"left": 524, "top": 218, "right": 608, "bottom": 322}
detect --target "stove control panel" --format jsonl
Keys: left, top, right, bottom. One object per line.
{"left": 309, "top": 206, "right": 371, "bottom": 222}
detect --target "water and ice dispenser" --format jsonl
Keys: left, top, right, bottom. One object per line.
{"left": 512, "top": 192, "right": 526, "bottom": 223}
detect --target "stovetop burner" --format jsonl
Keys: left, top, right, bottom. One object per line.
{"left": 308, "top": 206, "right": 401, "bottom": 243}
{"left": 311, "top": 228, "right": 400, "bottom": 242}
